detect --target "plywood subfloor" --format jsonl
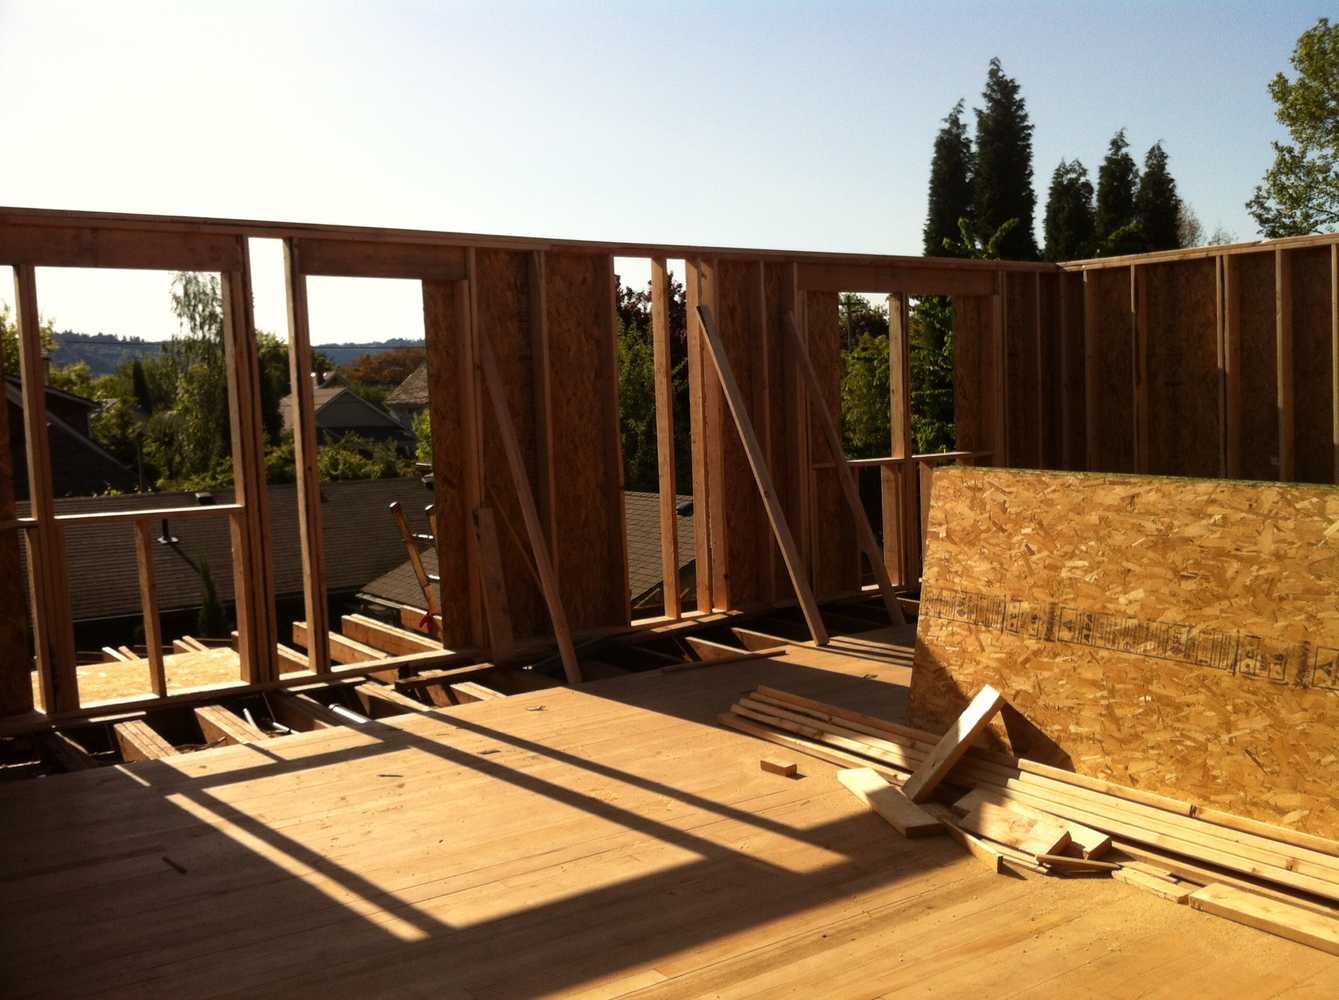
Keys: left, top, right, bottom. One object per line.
{"left": 31, "top": 646, "right": 245, "bottom": 710}
{"left": 3, "top": 626, "right": 1336, "bottom": 999}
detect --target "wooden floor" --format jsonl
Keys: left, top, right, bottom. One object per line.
{"left": 3, "top": 625, "right": 1337, "bottom": 998}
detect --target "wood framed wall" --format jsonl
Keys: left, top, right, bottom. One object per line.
{"left": 4, "top": 205, "right": 1335, "bottom": 725}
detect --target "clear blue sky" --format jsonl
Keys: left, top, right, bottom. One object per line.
{"left": 0, "top": 1, "right": 1327, "bottom": 343}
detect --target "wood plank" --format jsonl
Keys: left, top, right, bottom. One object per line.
{"left": 282, "top": 240, "right": 330, "bottom": 672}
{"left": 194, "top": 705, "right": 268, "bottom": 746}
{"left": 1113, "top": 866, "right": 1192, "bottom": 904}
{"left": 1333, "top": 245, "right": 1339, "bottom": 485}
{"left": 760, "top": 757, "right": 798, "bottom": 777}
{"left": 684, "top": 636, "right": 744, "bottom": 661}
{"left": 1224, "top": 254, "right": 1244, "bottom": 477}
{"left": 1190, "top": 883, "right": 1339, "bottom": 956}
{"left": 959, "top": 800, "right": 1071, "bottom": 856}
{"left": 38, "top": 731, "right": 98, "bottom": 771}
{"left": 473, "top": 507, "right": 515, "bottom": 660}
{"left": 112, "top": 720, "right": 178, "bottom": 762}
{"left": 650, "top": 257, "right": 682, "bottom": 619}
{"left": 389, "top": 501, "right": 440, "bottom": 616}
{"left": 954, "top": 787, "right": 1111, "bottom": 858}
{"left": 478, "top": 336, "right": 581, "bottom": 684}
{"left": 1035, "top": 853, "right": 1119, "bottom": 872}
{"left": 785, "top": 310, "right": 905, "bottom": 625}
{"left": 901, "top": 685, "right": 1003, "bottom": 802}
{"left": 13, "top": 264, "right": 77, "bottom": 713}
{"left": 291, "top": 238, "right": 466, "bottom": 280}
{"left": 267, "top": 692, "right": 345, "bottom": 732}
{"left": 887, "top": 293, "right": 918, "bottom": 587}
{"left": 0, "top": 314, "right": 31, "bottom": 716}
{"left": 353, "top": 682, "right": 428, "bottom": 718}
{"left": 1278, "top": 249, "right": 1296, "bottom": 480}
{"left": 449, "top": 681, "right": 506, "bottom": 703}
{"left": 837, "top": 767, "right": 943, "bottom": 837}
{"left": 696, "top": 305, "right": 828, "bottom": 645}
{"left": 730, "top": 628, "right": 789, "bottom": 651}
{"left": 291, "top": 622, "right": 390, "bottom": 670}
{"left": 922, "top": 803, "right": 1006, "bottom": 873}
{"left": 339, "top": 615, "right": 438, "bottom": 656}
{"left": 796, "top": 261, "right": 996, "bottom": 296}
{"left": 685, "top": 259, "right": 714, "bottom": 613}
{"left": 717, "top": 712, "right": 906, "bottom": 783}
{"left": 0, "top": 223, "right": 242, "bottom": 271}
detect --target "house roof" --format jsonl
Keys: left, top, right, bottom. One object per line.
{"left": 5, "top": 375, "right": 98, "bottom": 411}
{"left": 278, "top": 385, "right": 404, "bottom": 436}
{"left": 6, "top": 382, "right": 137, "bottom": 499}
{"left": 384, "top": 362, "right": 430, "bottom": 407}
{"left": 16, "top": 476, "right": 437, "bottom": 624}
{"left": 358, "top": 490, "right": 695, "bottom": 612}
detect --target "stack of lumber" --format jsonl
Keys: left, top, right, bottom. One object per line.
{"left": 721, "top": 685, "right": 1339, "bottom": 955}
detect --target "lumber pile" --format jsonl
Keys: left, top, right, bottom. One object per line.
{"left": 721, "top": 684, "right": 1339, "bottom": 954}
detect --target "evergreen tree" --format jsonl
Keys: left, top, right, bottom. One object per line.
{"left": 972, "top": 58, "right": 1038, "bottom": 260}
{"left": 1096, "top": 130, "right": 1142, "bottom": 253}
{"left": 923, "top": 100, "right": 975, "bottom": 257}
{"left": 130, "top": 359, "right": 154, "bottom": 416}
{"left": 1136, "top": 142, "right": 1182, "bottom": 250}
{"left": 1043, "top": 160, "right": 1097, "bottom": 260}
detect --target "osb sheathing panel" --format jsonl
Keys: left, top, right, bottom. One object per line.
{"left": 423, "top": 279, "right": 476, "bottom": 649}
{"left": 1057, "top": 271, "right": 1087, "bottom": 470}
{"left": 545, "top": 252, "right": 628, "bottom": 630}
{"left": 806, "top": 290, "right": 858, "bottom": 597}
{"left": 1289, "top": 248, "right": 1336, "bottom": 484}
{"left": 475, "top": 249, "right": 547, "bottom": 639}
{"left": 909, "top": 466, "right": 1339, "bottom": 836}
{"left": 1004, "top": 272, "right": 1041, "bottom": 468}
{"left": 952, "top": 294, "right": 994, "bottom": 458}
{"left": 1085, "top": 268, "right": 1134, "bottom": 473}
{"left": 710, "top": 259, "right": 770, "bottom": 608}
{"left": 1235, "top": 251, "right": 1278, "bottom": 481}
{"left": 1144, "top": 259, "right": 1221, "bottom": 478}
{"left": 0, "top": 347, "right": 32, "bottom": 714}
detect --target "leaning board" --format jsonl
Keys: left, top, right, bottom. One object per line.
{"left": 908, "top": 466, "right": 1339, "bottom": 836}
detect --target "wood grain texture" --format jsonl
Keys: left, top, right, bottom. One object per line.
{"left": 909, "top": 466, "right": 1339, "bottom": 836}
{"left": 952, "top": 294, "right": 998, "bottom": 463}
{"left": 805, "top": 290, "right": 858, "bottom": 597}
{"left": 544, "top": 252, "right": 628, "bottom": 630}
{"left": 1056, "top": 270, "right": 1087, "bottom": 471}
{"left": 0, "top": 329, "right": 32, "bottom": 715}
{"left": 1289, "top": 248, "right": 1335, "bottom": 485}
{"left": 1143, "top": 259, "right": 1221, "bottom": 478}
{"left": 1084, "top": 268, "right": 1135, "bottom": 473}
{"left": 1004, "top": 272, "right": 1041, "bottom": 469}
{"left": 1236, "top": 251, "right": 1280, "bottom": 481}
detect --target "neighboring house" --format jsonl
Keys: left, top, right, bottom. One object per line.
{"left": 383, "top": 362, "right": 429, "bottom": 430}
{"left": 357, "top": 490, "right": 697, "bottom": 618}
{"left": 16, "top": 477, "right": 436, "bottom": 639}
{"left": 5, "top": 376, "right": 137, "bottom": 500}
{"left": 279, "top": 379, "right": 409, "bottom": 445}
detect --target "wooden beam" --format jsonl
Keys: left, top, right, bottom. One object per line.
{"left": 783, "top": 310, "right": 905, "bottom": 626}
{"left": 473, "top": 507, "right": 515, "bottom": 660}
{"left": 38, "top": 730, "right": 97, "bottom": 771}
{"left": 291, "top": 621, "right": 390, "bottom": 669}
{"left": 796, "top": 261, "right": 996, "bottom": 297}
{"left": 339, "top": 614, "right": 438, "bottom": 656}
{"left": 730, "top": 627, "right": 789, "bottom": 651}
{"left": 113, "top": 720, "right": 178, "bottom": 762}
{"left": 685, "top": 259, "right": 714, "bottom": 612}
{"left": 958, "top": 799, "right": 1071, "bottom": 856}
{"left": 1189, "top": 883, "right": 1339, "bottom": 956}
{"left": 353, "top": 681, "right": 428, "bottom": 718}
{"left": 887, "top": 293, "right": 916, "bottom": 588}
{"left": 276, "top": 642, "right": 309, "bottom": 673}
{"left": 282, "top": 240, "right": 330, "bottom": 672}
{"left": 605, "top": 257, "right": 633, "bottom": 622}
{"left": 477, "top": 336, "right": 582, "bottom": 684}
{"left": 267, "top": 692, "right": 346, "bottom": 732}
{"left": 133, "top": 521, "right": 167, "bottom": 697}
{"left": 0, "top": 223, "right": 242, "bottom": 271}
{"left": 290, "top": 238, "right": 467, "bottom": 280}
{"left": 395, "top": 661, "right": 505, "bottom": 690}
{"left": 13, "top": 264, "right": 77, "bottom": 713}
{"left": 194, "top": 704, "right": 268, "bottom": 746}
{"left": 838, "top": 767, "right": 943, "bottom": 837}
{"left": 901, "top": 685, "right": 1004, "bottom": 802}
{"left": 1277, "top": 248, "right": 1296, "bottom": 480}
{"left": 1333, "top": 245, "right": 1339, "bottom": 484}
{"left": 449, "top": 680, "right": 506, "bottom": 703}
{"left": 698, "top": 304, "right": 828, "bottom": 644}
{"left": 650, "top": 257, "right": 681, "bottom": 619}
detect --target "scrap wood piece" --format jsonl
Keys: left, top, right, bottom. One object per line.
{"left": 838, "top": 767, "right": 943, "bottom": 838}
{"left": 958, "top": 799, "right": 1071, "bottom": 857}
{"left": 113, "top": 720, "right": 178, "bottom": 763}
{"left": 736, "top": 696, "right": 920, "bottom": 770}
{"left": 955, "top": 786, "right": 1112, "bottom": 858}
{"left": 1189, "top": 883, "right": 1339, "bottom": 956}
{"left": 761, "top": 757, "right": 798, "bottom": 777}
{"left": 695, "top": 304, "right": 829, "bottom": 646}
{"left": 922, "top": 802, "right": 1005, "bottom": 874}
{"left": 718, "top": 712, "right": 903, "bottom": 783}
{"left": 901, "top": 685, "right": 1004, "bottom": 802}
{"left": 194, "top": 705, "right": 268, "bottom": 746}
{"left": 1113, "top": 866, "right": 1192, "bottom": 904}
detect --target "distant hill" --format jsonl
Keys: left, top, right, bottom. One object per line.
{"left": 50, "top": 333, "right": 425, "bottom": 376}
{"left": 52, "top": 333, "right": 162, "bottom": 376}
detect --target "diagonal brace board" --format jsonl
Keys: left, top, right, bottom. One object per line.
{"left": 477, "top": 336, "right": 582, "bottom": 684}
{"left": 784, "top": 310, "right": 907, "bottom": 625}
{"left": 696, "top": 304, "right": 829, "bottom": 646}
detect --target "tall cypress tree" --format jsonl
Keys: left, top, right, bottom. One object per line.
{"left": 1136, "top": 142, "right": 1182, "bottom": 250}
{"left": 1096, "top": 129, "right": 1141, "bottom": 252}
{"left": 972, "top": 58, "right": 1038, "bottom": 260}
{"left": 1043, "top": 160, "right": 1097, "bottom": 261}
{"left": 923, "top": 100, "right": 975, "bottom": 257}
